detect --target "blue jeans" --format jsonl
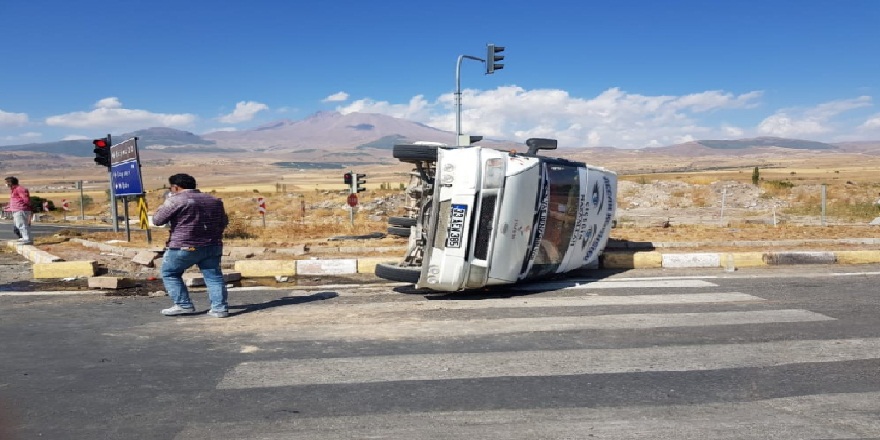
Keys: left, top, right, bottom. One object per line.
{"left": 160, "top": 245, "right": 228, "bottom": 312}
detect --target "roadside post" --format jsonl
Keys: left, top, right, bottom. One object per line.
{"left": 258, "top": 197, "right": 266, "bottom": 227}
{"left": 137, "top": 195, "right": 152, "bottom": 244}
{"left": 61, "top": 199, "right": 70, "bottom": 221}
{"left": 76, "top": 180, "right": 84, "bottom": 220}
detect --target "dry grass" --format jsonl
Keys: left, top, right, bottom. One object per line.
{"left": 8, "top": 150, "right": 880, "bottom": 247}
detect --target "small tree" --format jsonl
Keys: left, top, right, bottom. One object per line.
{"left": 751, "top": 167, "right": 760, "bottom": 185}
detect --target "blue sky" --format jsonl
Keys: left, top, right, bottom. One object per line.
{"left": 1, "top": 0, "right": 878, "bottom": 149}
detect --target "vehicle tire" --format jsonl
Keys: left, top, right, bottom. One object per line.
{"left": 388, "top": 216, "right": 416, "bottom": 227}
{"left": 375, "top": 263, "right": 421, "bottom": 284}
{"left": 393, "top": 144, "right": 438, "bottom": 163}
{"left": 387, "top": 226, "right": 412, "bottom": 237}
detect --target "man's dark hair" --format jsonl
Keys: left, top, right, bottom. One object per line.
{"left": 4, "top": 176, "right": 18, "bottom": 185}
{"left": 168, "top": 174, "right": 197, "bottom": 190}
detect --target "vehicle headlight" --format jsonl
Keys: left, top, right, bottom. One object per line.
{"left": 482, "top": 158, "right": 505, "bottom": 189}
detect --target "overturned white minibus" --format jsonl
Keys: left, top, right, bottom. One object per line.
{"left": 376, "top": 138, "right": 617, "bottom": 292}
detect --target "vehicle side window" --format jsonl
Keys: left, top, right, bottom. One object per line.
{"left": 530, "top": 164, "right": 580, "bottom": 276}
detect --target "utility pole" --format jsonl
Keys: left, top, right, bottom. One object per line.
{"left": 455, "top": 43, "right": 505, "bottom": 146}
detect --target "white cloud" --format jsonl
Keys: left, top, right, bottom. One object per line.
{"left": 722, "top": 125, "right": 745, "bottom": 137}
{"left": 322, "top": 92, "right": 349, "bottom": 103}
{"left": 859, "top": 113, "right": 880, "bottom": 130}
{"left": 95, "top": 97, "right": 123, "bottom": 109}
{"left": 758, "top": 96, "right": 872, "bottom": 138}
{"left": 62, "top": 134, "right": 90, "bottom": 141}
{"left": 45, "top": 97, "right": 197, "bottom": 131}
{"left": 330, "top": 86, "right": 880, "bottom": 148}
{"left": 203, "top": 127, "right": 238, "bottom": 133}
{"left": 758, "top": 113, "right": 828, "bottom": 137}
{"left": 218, "top": 101, "right": 269, "bottom": 124}
{"left": 0, "top": 109, "right": 28, "bottom": 127}
{"left": 1, "top": 132, "right": 41, "bottom": 143}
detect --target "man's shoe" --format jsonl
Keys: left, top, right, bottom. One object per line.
{"left": 207, "top": 310, "right": 229, "bottom": 318}
{"left": 161, "top": 305, "right": 196, "bottom": 316}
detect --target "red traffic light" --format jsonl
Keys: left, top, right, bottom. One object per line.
{"left": 93, "top": 138, "right": 108, "bottom": 148}
{"left": 344, "top": 172, "right": 353, "bottom": 185}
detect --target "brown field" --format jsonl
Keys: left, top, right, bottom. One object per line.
{"left": 3, "top": 149, "right": 880, "bottom": 248}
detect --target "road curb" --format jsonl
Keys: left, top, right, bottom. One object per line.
{"left": 9, "top": 239, "right": 880, "bottom": 279}
{"left": 600, "top": 249, "right": 880, "bottom": 269}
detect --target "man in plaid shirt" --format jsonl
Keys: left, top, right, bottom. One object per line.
{"left": 153, "top": 173, "right": 231, "bottom": 318}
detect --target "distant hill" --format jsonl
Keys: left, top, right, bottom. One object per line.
{"left": 203, "top": 111, "right": 456, "bottom": 152}
{"left": 0, "top": 127, "right": 215, "bottom": 158}
{"left": 2, "top": 112, "right": 879, "bottom": 167}
{"left": 654, "top": 137, "right": 844, "bottom": 156}
{"left": 696, "top": 137, "right": 835, "bottom": 150}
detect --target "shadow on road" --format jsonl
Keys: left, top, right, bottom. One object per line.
{"left": 391, "top": 268, "right": 631, "bottom": 300}
{"left": 229, "top": 291, "right": 338, "bottom": 316}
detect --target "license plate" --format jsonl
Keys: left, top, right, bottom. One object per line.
{"left": 446, "top": 204, "right": 467, "bottom": 248}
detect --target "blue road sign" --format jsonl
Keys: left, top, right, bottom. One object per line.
{"left": 111, "top": 161, "right": 144, "bottom": 196}
{"left": 110, "top": 138, "right": 144, "bottom": 197}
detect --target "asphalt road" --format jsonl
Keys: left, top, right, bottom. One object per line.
{"left": 0, "top": 219, "right": 112, "bottom": 241}
{"left": 1, "top": 267, "right": 880, "bottom": 439}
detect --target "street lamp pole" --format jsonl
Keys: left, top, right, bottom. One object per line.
{"left": 455, "top": 54, "right": 485, "bottom": 146}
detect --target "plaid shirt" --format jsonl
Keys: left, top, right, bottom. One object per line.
{"left": 5, "top": 185, "right": 30, "bottom": 212}
{"left": 152, "top": 189, "right": 228, "bottom": 248}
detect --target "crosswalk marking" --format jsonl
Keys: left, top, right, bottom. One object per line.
{"left": 218, "top": 336, "right": 868, "bottom": 389}
{"left": 512, "top": 278, "right": 719, "bottom": 290}
{"left": 290, "top": 292, "right": 763, "bottom": 314}
{"left": 176, "top": 392, "right": 880, "bottom": 440}
{"left": 248, "top": 309, "right": 832, "bottom": 342}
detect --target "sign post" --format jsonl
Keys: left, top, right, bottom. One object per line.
{"left": 347, "top": 193, "right": 358, "bottom": 226}
{"left": 257, "top": 197, "right": 266, "bottom": 227}
{"left": 61, "top": 199, "right": 70, "bottom": 221}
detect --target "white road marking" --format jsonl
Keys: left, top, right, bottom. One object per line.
{"left": 294, "top": 292, "right": 764, "bottom": 314}
{"left": 176, "top": 392, "right": 880, "bottom": 440}
{"left": 249, "top": 309, "right": 832, "bottom": 342}
{"left": 217, "top": 335, "right": 864, "bottom": 389}
{"left": 513, "top": 279, "right": 719, "bottom": 290}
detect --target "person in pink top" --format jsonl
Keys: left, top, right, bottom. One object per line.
{"left": 4, "top": 176, "right": 32, "bottom": 244}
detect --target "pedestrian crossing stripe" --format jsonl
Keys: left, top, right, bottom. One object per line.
{"left": 175, "top": 392, "right": 880, "bottom": 439}
{"left": 217, "top": 337, "right": 875, "bottom": 389}
{"left": 242, "top": 309, "right": 832, "bottom": 343}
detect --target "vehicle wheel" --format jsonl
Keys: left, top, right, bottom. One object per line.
{"left": 388, "top": 216, "right": 416, "bottom": 227}
{"left": 375, "top": 263, "right": 421, "bottom": 284}
{"left": 387, "top": 226, "right": 412, "bottom": 237}
{"left": 393, "top": 144, "right": 438, "bottom": 163}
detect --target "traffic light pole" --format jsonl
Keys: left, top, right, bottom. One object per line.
{"left": 104, "top": 134, "right": 119, "bottom": 232}
{"left": 348, "top": 170, "right": 355, "bottom": 226}
{"left": 455, "top": 55, "right": 484, "bottom": 146}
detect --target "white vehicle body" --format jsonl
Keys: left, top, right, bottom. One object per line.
{"left": 376, "top": 138, "right": 617, "bottom": 292}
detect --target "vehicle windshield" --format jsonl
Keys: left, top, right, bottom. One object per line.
{"left": 528, "top": 162, "right": 581, "bottom": 278}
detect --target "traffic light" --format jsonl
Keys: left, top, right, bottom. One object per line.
{"left": 343, "top": 172, "right": 353, "bottom": 185}
{"left": 486, "top": 43, "right": 505, "bottom": 74}
{"left": 355, "top": 173, "right": 366, "bottom": 193}
{"left": 93, "top": 137, "right": 110, "bottom": 167}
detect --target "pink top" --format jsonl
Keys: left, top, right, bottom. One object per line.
{"left": 6, "top": 185, "right": 30, "bottom": 212}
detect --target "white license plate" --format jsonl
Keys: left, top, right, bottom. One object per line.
{"left": 446, "top": 204, "right": 467, "bottom": 248}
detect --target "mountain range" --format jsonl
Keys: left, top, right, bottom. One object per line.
{"left": 1, "top": 111, "right": 879, "bottom": 167}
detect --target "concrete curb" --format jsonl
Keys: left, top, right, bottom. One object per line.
{"left": 9, "top": 239, "right": 880, "bottom": 279}
{"left": 599, "top": 249, "right": 880, "bottom": 269}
